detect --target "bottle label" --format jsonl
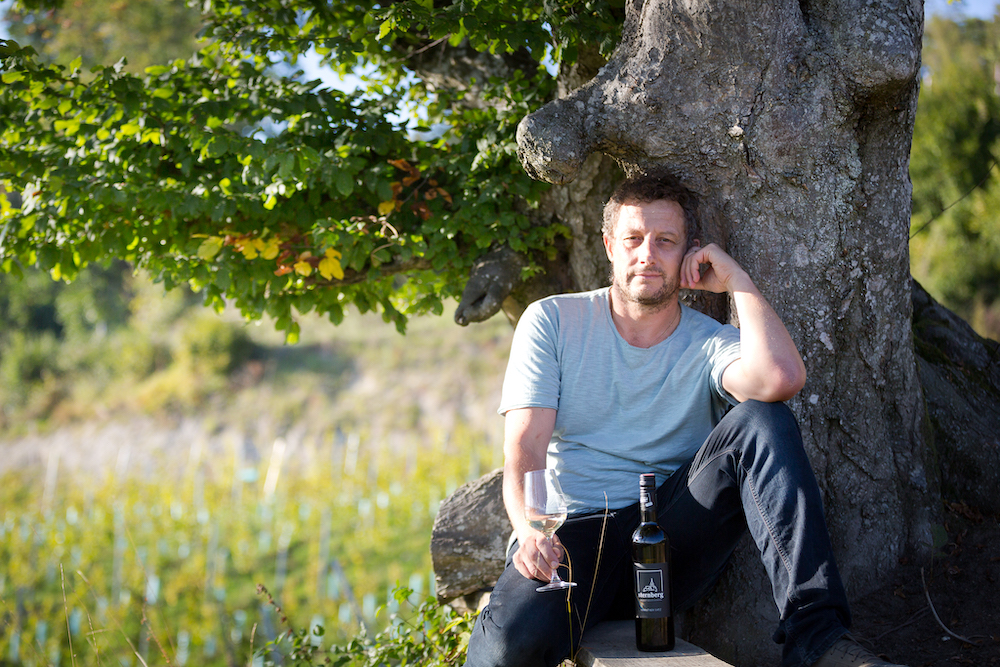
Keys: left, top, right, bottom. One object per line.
{"left": 633, "top": 562, "right": 670, "bottom": 618}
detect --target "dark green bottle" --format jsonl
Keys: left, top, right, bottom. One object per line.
{"left": 632, "top": 473, "right": 674, "bottom": 651}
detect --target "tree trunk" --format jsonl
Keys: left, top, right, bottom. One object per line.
{"left": 513, "top": 0, "right": 934, "bottom": 663}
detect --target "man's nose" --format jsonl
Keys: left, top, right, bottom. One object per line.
{"left": 638, "top": 236, "right": 656, "bottom": 263}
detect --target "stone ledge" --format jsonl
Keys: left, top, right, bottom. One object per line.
{"left": 574, "top": 621, "right": 734, "bottom": 667}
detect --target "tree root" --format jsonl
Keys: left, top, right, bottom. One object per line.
{"left": 920, "top": 567, "right": 985, "bottom": 645}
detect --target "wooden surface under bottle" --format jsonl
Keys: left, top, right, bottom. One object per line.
{"left": 573, "top": 620, "right": 735, "bottom": 666}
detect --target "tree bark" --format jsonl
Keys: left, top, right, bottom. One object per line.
{"left": 512, "top": 0, "right": 934, "bottom": 663}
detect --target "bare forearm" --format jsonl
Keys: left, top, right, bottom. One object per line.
{"left": 502, "top": 408, "right": 555, "bottom": 536}
{"left": 501, "top": 407, "right": 562, "bottom": 581}
{"left": 503, "top": 459, "right": 535, "bottom": 536}
{"left": 727, "top": 275, "right": 806, "bottom": 402}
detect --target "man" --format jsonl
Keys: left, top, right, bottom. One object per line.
{"left": 463, "top": 171, "right": 909, "bottom": 667}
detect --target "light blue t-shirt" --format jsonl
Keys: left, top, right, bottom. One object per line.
{"left": 499, "top": 288, "right": 742, "bottom": 513}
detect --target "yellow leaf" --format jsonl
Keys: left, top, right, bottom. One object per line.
{"left": 0, "top": 192, "right": 13, "bottom": 218}
{"left": 294, "top": 260, "right": 313, "bottom": 276}
{"left": 319, "top": 256, "right": 344, "bottom": 280}
{"left": 377, "top": 200, "right": 395, "bottom": 216}
{"left": 240, "top": 242, "right": 258, "bottom": 259}
{"left": 261, "top": 238, "right": 280, "bottom": 260}
{"left": 324, "top": 247, "right": 342, "bottom": 260}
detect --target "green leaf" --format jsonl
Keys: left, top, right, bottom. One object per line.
{"left": 197, "top": 236, "right": 224, "bottom": 260}
{"left": 278, "top": 152, "right": 295, "bottom": 179}
{"left": 335, "top": 170, "right": 354, "bottom": 197}
{"left": 377, "top": 19, "right": 394, "bottom": 40}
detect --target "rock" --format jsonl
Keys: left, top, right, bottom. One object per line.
{"left": 430, "top": 468, "right": 510, "bottom": 609}
{"left": 912, "top": 279, "right": 1000, "bottom": 515}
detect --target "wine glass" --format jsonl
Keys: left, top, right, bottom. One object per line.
{"left": 523, "top": 469, "right": 577, "bottom": 592}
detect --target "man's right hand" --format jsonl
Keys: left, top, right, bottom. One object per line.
{"left": 512, "top": 529, "right": 565, "bottom": 583}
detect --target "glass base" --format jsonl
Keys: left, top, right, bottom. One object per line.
{"left": 536, "top": 579, "right": 577, "bottom": 592}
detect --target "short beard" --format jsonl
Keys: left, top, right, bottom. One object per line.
{"left": 609, "top": 271, "right": 678, "bottom": 311}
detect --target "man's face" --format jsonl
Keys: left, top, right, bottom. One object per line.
{"left": 603, "top": 200, "right": 688, "bottom": 310}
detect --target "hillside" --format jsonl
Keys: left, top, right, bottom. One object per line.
{"left": 1, "top": 302, "right": 513, "bottom": 482}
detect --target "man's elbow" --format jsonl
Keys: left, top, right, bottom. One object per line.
{"left": 755, "top": 362, "right": 807, "bottom": 403}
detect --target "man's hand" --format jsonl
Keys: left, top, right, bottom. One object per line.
{"left": 680, "top": 242, "right": 753, "bottom": 294}
{"left": 512, "top": 529, "right": 565, "bottom": 583}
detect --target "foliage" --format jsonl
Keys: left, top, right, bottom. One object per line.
{"left": 910, "top": 14, "right": 1000, "bottom": 340}
{"left": 0, "top": 0, "right": 623, "bottom": 339}
{"left": 4, "top": 0, "right": 999, "bottom": 343}
{"left": 256, "top": 585, "right": 475, "bottom": 667}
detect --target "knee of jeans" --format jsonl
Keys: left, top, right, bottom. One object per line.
{"left": 734, "top": 401, "right": 800, "bottom": 441}
{"left": 466, "top": 606, "right": 565, "bottom": 667}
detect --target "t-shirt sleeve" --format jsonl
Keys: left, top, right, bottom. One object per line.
{"left": 498, "top": 301, "right": 561, "bottom": 415}
{"left": 707, "top": 324, "right": 742, "bottom": 406}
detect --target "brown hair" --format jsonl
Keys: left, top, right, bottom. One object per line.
{"left": 602, "top": 170, "right": 700, "bottom": 246}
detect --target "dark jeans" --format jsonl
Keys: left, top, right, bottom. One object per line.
{"left": 463, "top": 401, "right": 850, "bottom": 667}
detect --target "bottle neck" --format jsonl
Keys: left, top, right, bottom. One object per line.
{"left": 639, "top": 485, "right": 657, "bottom": 523}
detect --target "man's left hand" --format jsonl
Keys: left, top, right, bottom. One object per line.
{"left": 680, "top": 242, "right": 752, "bottom": 295}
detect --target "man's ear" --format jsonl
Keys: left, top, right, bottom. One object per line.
{"left": 603, "top": 233, "right": 614, "bottom": 262}
{"left": 688, "top": 238, "right": 701, "bottom": 250}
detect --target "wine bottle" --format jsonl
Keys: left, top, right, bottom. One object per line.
{"left": 632, "top": 472, "right": 674, "bottom": 651}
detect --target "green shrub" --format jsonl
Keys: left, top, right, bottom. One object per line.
{"left": 256, "top": 586, "right": 475, "bottom": 667}
{"left": 175, "top": 312, "right": 258, "bottom": 376}
{"left": 0, "top": 330, "right": 63, "bottom": 400}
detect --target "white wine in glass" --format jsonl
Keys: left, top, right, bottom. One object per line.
{"left": 523, "top": 469, "right": 577, "bottom": 592}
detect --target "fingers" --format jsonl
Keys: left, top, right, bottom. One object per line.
{"left": 682, "top": 242, "right": 742, "bottom": 293}
{"left": 513, "top": 533, "right": 564, "bottom": 582}
{"left": 513, "top": 545, "right": 552, "bottom": 582}
{"left": 682, "top": 245, "right": 706, "bottom": 289}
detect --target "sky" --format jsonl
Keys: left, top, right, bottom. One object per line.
{"left": 925, "top": 0, "right": 998, "bottom": 18}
